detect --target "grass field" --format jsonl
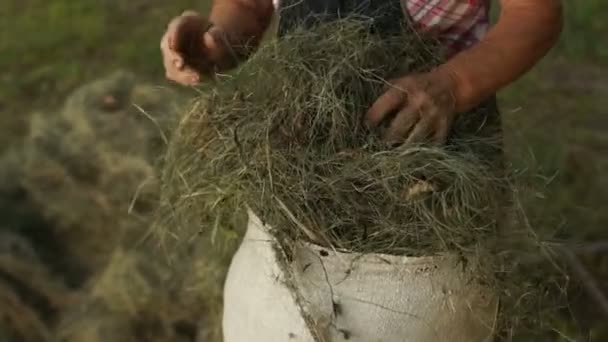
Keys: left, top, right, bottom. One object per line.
{"left": 1, "top": 0, "right": 607, "bottom": 340}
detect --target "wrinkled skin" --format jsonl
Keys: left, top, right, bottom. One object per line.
{"left": 365, "top": 69, "right": 459, "bottom": 145}
{"left": 161, "top": 11, "right": 226, "bottom": 86}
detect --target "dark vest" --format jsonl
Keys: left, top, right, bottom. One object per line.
{"left": 276, "top": 0, "right": 405, "bottom": 37}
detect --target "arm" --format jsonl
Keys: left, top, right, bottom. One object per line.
{"left": 442, "top": 0, "right": 564, "bottom": 112}
{"left": 161, "top": 0, "right": 274, "bottom": 85}
{"left": 208, "top": 0, "right": 275, "bottom": 69}
{"left": 366, "top": 0, "right": 563, "bottom": 144}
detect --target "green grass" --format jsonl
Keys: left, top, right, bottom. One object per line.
{"left": 501, "top": 58, "right": 608, "bottom": 246}
{"left": 491, "top": 0, "right": 608, "bottom": 65}
{"left": 495, "top": 0, "right": 608, "bottom": 240}
{"left": 556, "top": 0, "right": 608, "bottom": 64}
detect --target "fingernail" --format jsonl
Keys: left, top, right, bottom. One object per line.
{"left": 168, "top": 36, "right": 175, "bottom": 49}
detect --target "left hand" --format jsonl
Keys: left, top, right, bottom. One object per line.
{"left": 365, "top": 68, "right": 459, "bottom": 146}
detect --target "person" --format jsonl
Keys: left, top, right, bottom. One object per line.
{"left": 161, "top": 0, "right": 562, "bottom": 146}
{"left": 161, "top": 2, "right": 563, "bottom": 340}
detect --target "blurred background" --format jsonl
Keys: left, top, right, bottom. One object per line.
{"left": 0, "top": 0, "right": 606, "bottom": 341}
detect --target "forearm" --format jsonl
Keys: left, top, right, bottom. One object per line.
{"left": 209, "top": 0, "right": 275, "bottom": 55}
{"left": 442, "top": 0, "right": 563, "bottom": 112}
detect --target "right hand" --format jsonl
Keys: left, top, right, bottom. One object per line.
{"left": 161, "top": 10, "right": 225, "bottom": 86}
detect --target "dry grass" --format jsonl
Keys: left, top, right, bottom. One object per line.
{"left": 156, "top": 18, "right": 510, "bottom": 256}
{"left": 150, "top": 18, "right": 578, "bottom": 340}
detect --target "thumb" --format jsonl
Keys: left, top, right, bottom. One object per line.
{"left": 203, "top": 31, "right": 219, "bottom": 51}
{"left": 173, "top": 57, "right": 184, "bottom": 69}
{"left": 181, "top": 10, "right": 199, "bottom": 16}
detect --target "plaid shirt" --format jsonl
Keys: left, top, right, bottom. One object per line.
{"left": 406, "top": 0, "right": 490, "bottom": 57}
{"left": 274, "top": 0, "right": 491, "bottom": 57}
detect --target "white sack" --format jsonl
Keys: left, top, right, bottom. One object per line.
{"left": 223, "top": 210, "right": 498, "bottom": 342}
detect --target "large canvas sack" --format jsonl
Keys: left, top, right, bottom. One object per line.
{"left": 222, "top": 210, "right": 498, "bottom": 342}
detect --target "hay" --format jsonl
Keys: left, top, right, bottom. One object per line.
{"left": 0, "top": 232, "right": 78, "bottom": 315}
{"left": 177, "top": 227, "right": 245, "bottom": 342}
{"left": 0, "top": 149, "right": 47, "bottom": 233}
{"left": 157, "top": 18, "right": 508, "bottom": 256}
{"left": 14, "top": 70, "right": 185, "bottom": 275}
{"left": 22, "top": 71, "right": 209, "bottom": 339}
{"left": 154, "top": 18, "right": 575, "bottom": 340}
{"left": 0, "top": 281, "right": 51, "bottom": 342}
{"left": 60, "top": 71, "right": 181, "bottom": 161}
{"left": 20, "top": 115, "right": 158, "bottom": 273}
{"left": 0, "top": 70, "right": 209, "bottom": 340}
{"left": 56, "top": 247, "right": 211, "bottom": 342}
{"left": 0, "top": 231, "right": 77, "bottom": 342}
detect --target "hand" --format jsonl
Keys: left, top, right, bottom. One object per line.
{"left": 365, "top": 69, "right": 459, "bottom": 146}
{"left": 160, "top": 11, "right": 225, "bottom": 86}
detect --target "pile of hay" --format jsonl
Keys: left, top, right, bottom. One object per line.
{"left": 0, "top": 70, "right": 221, "bottom": 341}
{"left": 16, "top": 70, "right": 184, "bottom": 275}
{"left": 155, "top": 18, "right": 574, "bottom": 340}
{"left": 56, "top": 247, "right": 208, "bottom": 342}
{"left": 0, "top": 231, "right": 78, "bottom": 342}
{"left": 158, "top": 19, "right": 508, "bottom": 256}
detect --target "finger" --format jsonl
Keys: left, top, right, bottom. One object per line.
{"left": 365, "top": 84, "right": 407, "bottom": 128}
{"left": 383, "top": 103, "right": 421, "bottom": 144}
{"left": 162, "top": 38, "right": 175, "bottom": 70}
{"left": 183, "top": 69, "right": 201, "bottom": 84}
{"left": 162, "top": 43, "right": 193, "bottom": 84}
{"left": 168, "top": 33, "right": 176, "bottom": 51}
{"left": 171, "top": 48, "right": 185, "bottom": 70}
{"left": 431, "top": 119, "right": 449, "bottom": 145}
{"left": 162, "top": 40, "right": 185, "bottom": 70}
{"left": 181, "top": 10, "right": 199, "bottom": 17}
{"left": 404, "top": 117, "right": 433, "bottom": 145}
{"left": 160, "top": 31, "right": 169, "bottom": 50}
{"left": 174, "top": 57, "right": 184, "bottom": 69}
{"left": 167, "top": 71, "right": 200, "bottom": 86}
{"left": 204, "top": 29, "right": 220, "bottom": 51}
{"left": 169, "top": 67, "right": 201, "bottom": 86}
{"left": 162, "top": 33, "right": 186, "bottom": 70}
{"left": 179, "top": 66, "right": 202, "bottom": 85}
{"left": 167, "top": 13, "right": 185, "bottom": 31}
{"left": 163, "top": 56, "right": 180, "bottom": 83}
{"left": 166, "top": 16, "right": 185, "bottom": 50}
